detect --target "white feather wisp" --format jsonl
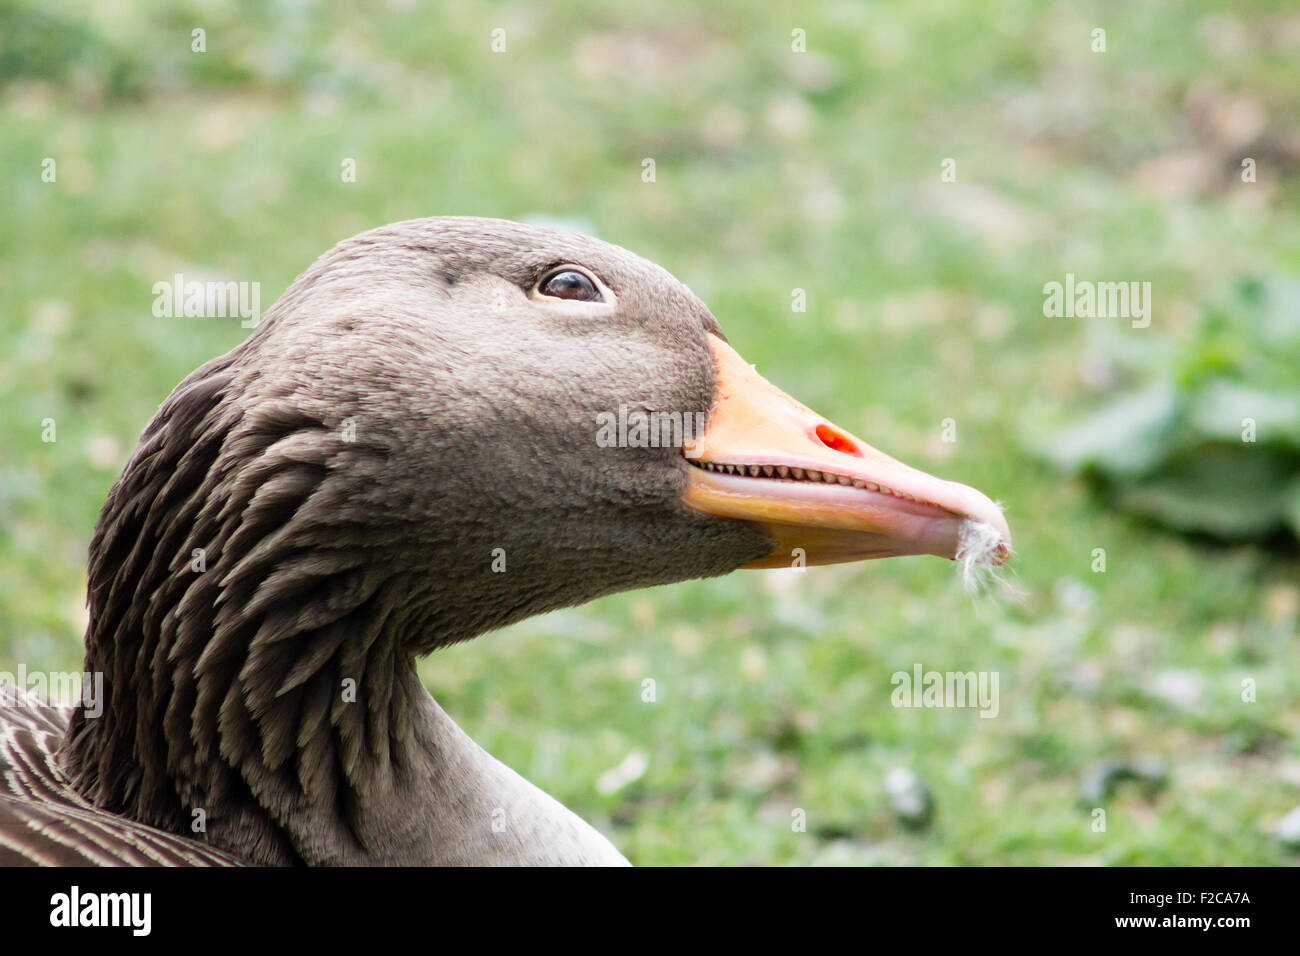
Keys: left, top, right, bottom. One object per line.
{"left": 954, "top": 518, "right": 1017, "bottom": 599}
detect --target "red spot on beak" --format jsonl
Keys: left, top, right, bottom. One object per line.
{"left": 815, "top": 423, "right": 859, "bottom": 456}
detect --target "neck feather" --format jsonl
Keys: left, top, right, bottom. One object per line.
{"left": 59, "top": 356, "right": 625, "bottom": 864}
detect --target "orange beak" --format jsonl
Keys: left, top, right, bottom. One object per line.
{"left": 683, "top": 335, "right": 1011, "bottom": 569}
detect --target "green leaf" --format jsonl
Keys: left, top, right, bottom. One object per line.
{"left": 1283, "top": 476, "right": 1300, "bottom": 538}
{"left": 1117, "top": 447, "right": 1293, "bottom": 539}
{"left": 1189, "top": 380, "right": 1300, "bottom": 447}
{"left": 1034, "top": 383, "right": 1180, "bottom": 478}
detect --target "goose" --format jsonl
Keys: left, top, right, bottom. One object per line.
{"left": 0, "top": 217, "right": 1010, "bottom": 866}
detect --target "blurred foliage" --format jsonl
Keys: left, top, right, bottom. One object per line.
{"left": 0, "top": 4, "right": 143, "bottom": 99}
{"left": 1035, "top": 277, "right": 1300, "bottom": 541}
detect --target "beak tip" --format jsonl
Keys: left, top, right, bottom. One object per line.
{"left": 947, "top": 484, "right": 1012, "bottom": 566}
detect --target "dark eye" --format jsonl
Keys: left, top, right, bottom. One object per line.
{"left": 535, "top": 267, "right": 604, "bottom": 302}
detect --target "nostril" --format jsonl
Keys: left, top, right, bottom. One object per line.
{"left": 815, "top": 423, "right": 859, "bottom": 455}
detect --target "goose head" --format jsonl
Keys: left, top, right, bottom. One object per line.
{"left": 63, "top": 216, "right": 1010, "bottom": 865}
{"left": 236, "top": 217, "right": 1008, "bottom": 639}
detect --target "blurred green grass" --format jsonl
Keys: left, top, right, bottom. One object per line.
{"left": 2, "top": 0, "right": 1298, "bottom": 864}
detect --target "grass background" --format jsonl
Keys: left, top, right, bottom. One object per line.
{"left": 2, "top": 0, "right": 1298, "bottom": 864}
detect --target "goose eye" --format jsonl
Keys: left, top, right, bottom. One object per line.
{"left": 535, "top": 268, "right": 604, "bottom": 302}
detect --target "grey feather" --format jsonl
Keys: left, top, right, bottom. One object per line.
{"left": 2, "top": 218, "right": 772, "bottom": 866}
